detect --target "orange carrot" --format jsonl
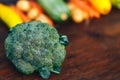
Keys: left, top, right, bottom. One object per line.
{"left": 29, "top": 1, "right": 53, "bottom": 25}
{"left": 70, "top": 0, "right": 100, "bottom": 18}
{"left": 86, "top": 1, "right": 101, "bottom": 18}
{"left": 68, "top": 2, "right": 89, "bottom": 23}
{"left": 46, "top": 16, "right": 54, "bottom": 26}
{"left": 29, "top": 1, "right": 43, "bottom": 14}
{"left": 36, "top": 14, "right": 53, "bottom": 26}
{"left": 10, "top": 5, "right": 31, "bottom": 22}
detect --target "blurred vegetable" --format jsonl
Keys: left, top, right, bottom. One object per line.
{"left": 10, "top": 1, "right": 53, "bottom": 25}
{"left": 88, "top": 0, "right": 112, "bottom": 15}
{"left": 29, "top": 1, "right": 43, "bottom": 14}
{"left": 70, "top": 0, "right": 100, "bottom": 18}
{"left": 68, "top": 2, "right": 88, "bottom": 23}
{"left": 10, "top": 5, "right": 31, "bottom": 22}
{"left": 27, "top": 8, "right": 39, "bottom": 19}
{"left": 0, "top": 3, "right": 23, "bottom": 28}
{"left": 27, "top": 1, "right": 42, "bottom": 20}
{"left": 36, "top": 14, "right": 53, "bottom": 26}
{"left": 29, "top": 1, "right": 53, "bottom": 25}
{"left": 37, "top": 0, "right": 70, "bottom": 23}
{"left": 111, "top": 0, "right": 120, "bottom": 9}
{"left": 16, "top": 0, "right": 31, "bottom": 12}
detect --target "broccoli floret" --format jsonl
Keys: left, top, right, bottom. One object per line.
{"left": 4, "top": 21, "right": 68, "bottom": 79}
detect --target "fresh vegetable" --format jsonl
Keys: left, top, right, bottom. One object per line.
{"left": 88, "top": 0, "right": 112, "bottom": 15}
{"left": 29, "top": 1, "right": 53, "bottom": 25}
{"left": 111, "top": 0, "right": 120, "bottom": 9}
{"left": 16, "top": 0, "right": 31, "bottom": 12}
{"left": 10, "top": 5, "right": 31, "bottom": 22}
{"left": 70, "top": 0, "right": 100, "bottom": 18}
{"left": 27, "top": 8, "right": 39, "bottom": 19}
{"left": 68, "top": 2, "right": 88, "bottom": 23}
{"left": 29, "top": 1, "right": 43, "bottom": 14}
{"left": 35, "top": 14, "right": 53, "bottom": 26}
{"left": 37, "top": 0, "right": 70, "bottom": 23}
{"left": 27, "top": 1, "right": 43, "bottom": 19}
{"left": 11, "top": 1, "right": 53, "bottom": 25}
{"left": 5, "top": 21, "right": 68, "bottom": 79}
{"left": 0, "top": 3, "right": 23, "bottom": 28}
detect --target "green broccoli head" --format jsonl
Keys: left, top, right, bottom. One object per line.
{"left": 5, "top": 21, "right": 68, "bottom": 79}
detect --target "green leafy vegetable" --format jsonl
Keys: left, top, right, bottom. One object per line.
{"left": 5, "top": 21, "right": 68, "bottom": 79}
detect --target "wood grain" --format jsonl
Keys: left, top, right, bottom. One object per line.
{"left": 0, "top": 9, "right": 120, "bottom": 80}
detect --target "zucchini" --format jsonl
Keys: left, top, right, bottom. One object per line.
{"left": 37, "top": 0, "right": 70, "bottom": 23}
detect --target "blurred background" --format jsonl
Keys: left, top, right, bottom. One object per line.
{"left": 0, "top": 0, "right": 120, "bottom": 27}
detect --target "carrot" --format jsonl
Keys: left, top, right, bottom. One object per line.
{"left": 29, "top": 1, "right": 53, "bottom": 25}
{"left": 29, "top": 1, "right": 43, "bottom": 14}
{"left": 45, "top": 16, "right": 53, "bottom": 26}
{"left": 68, "top": 2, "right": 88, "bottom": 23}
{"left": 47, "top": 18, "right": 53, "bottom": 26}
{"left": 70, "top": 0, "right": 100, "bottom": 18}
{"left": 16, "top": 0, "right": 31, "bottom": 12}
{"left": 10, "top": 5, "right": 31, "bottom": 22}
{"left": 36, "top": 14, "right": 53, "bottom": 26}
{"left": 86, "top": 1, "right": 101, "bottom": 18}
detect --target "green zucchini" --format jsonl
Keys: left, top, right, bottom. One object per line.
{"left": 37, "top": 0, "right": 70, "bottom": 23}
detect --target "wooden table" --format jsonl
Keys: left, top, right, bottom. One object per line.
{"left": 0, "top": 9, "right": 120, "bottom": 80}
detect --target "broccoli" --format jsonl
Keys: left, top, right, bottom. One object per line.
{"left": 4, "top": 21, "right": 69, "bottom": 79}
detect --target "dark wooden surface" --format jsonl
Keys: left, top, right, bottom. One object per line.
{"left": 0, "top": 9, "right": 120, "bottom": 80}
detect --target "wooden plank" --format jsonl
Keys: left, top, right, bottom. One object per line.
{"left": 0, "top": 9, "right": 120, "bottom": 80}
